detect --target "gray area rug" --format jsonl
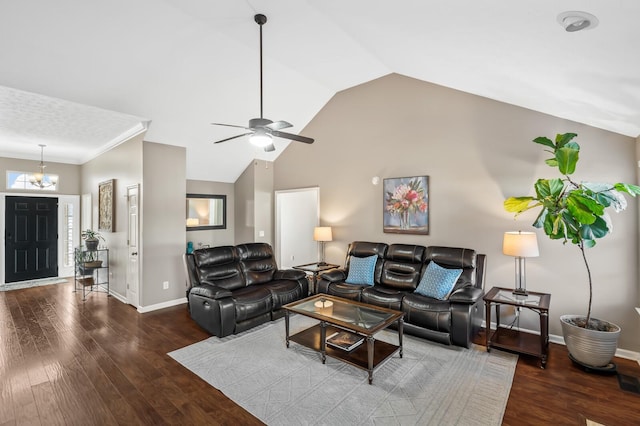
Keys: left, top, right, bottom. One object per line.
{"left": 0, "top": 277, "right": 68, "bottom": 291}
{"left": 169, "top": 317, "right": 517, "bottom": 425}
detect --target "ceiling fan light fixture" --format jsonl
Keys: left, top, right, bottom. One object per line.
{"left": 249, "top": 129, "right": 273, "bottom": 148}
{"left": 557, "top": 11, "right": 599, "bottom": 32}
{"left": 210, "top": 14, "right": 314, "bottom": 148}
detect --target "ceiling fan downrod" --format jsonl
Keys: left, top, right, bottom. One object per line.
{"left": 255, "top": 14, "right": 267, "bottom": 120}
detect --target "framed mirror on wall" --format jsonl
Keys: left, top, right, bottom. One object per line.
{"left": 186, "top": 193, "right": 227, "bottom": 230}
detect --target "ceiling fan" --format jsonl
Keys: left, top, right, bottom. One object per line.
{"left": 211, "top": 14, "right": 314, "bottom": 152}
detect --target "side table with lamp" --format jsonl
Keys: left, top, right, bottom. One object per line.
{"left": 313, "top": 226, "right": 332, "bottom": 265}
{"left": 293, "top": 226, "right": 338, "bottom": 294}
{"left": 502, "top": 230, "right": 539, "bottom": 296}
{"left": 484, "top": 231, "right": 551, "bottom": 368}
{"left": 293, "top": 262, "right": 339, "bottom": 295}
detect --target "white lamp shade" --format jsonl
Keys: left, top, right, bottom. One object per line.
{"left": 503, "top": 231, "right": 539, "bottom": 257}
{"left": 313, "top": 226, "right": 333, "bottom": 242}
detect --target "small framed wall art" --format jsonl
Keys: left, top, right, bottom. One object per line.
{"left": 383, "top": 175, "right": 429, "bottom": 235}
{"left": 98, "top": 179, "right": 115, "bottom": 232}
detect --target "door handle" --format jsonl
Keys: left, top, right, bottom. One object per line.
{"left": 131, "top": 252, "right": 138, "bottom": 256}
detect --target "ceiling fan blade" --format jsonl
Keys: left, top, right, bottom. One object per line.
{"left": 271, "top": 130, "right": 314, "bottom": 144}
{"left": 211, "top": 122, "right": 250, "bottom": 130}
{"left": 264, "top": 143, "right": 275, "bottom": 152}
{"left": 265, "top": 120, "right": 292, "bottom": 131}
{"left": 213, "top": 132, "right": 253, "bottom": 144}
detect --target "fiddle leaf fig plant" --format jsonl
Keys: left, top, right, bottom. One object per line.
{"left": 504, "top": 133, "right": 640, "bottom": 329}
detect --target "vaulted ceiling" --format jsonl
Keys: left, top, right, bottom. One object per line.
{"left": 1, "top": 1, "right": 638, "bottom": 182}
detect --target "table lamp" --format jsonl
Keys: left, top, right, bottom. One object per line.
{"left": 503, "top": 231, "right": 539, "bottom": 296}
{"left": 314, "top": 226, "right": 332, "bottom": 265}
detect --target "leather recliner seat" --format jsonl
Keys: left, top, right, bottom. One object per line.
{"left": 316, "top": 241, "right": 486, "bottom": 348}
{"left": 186, "top": 243, "right": 308, "bottom": 337}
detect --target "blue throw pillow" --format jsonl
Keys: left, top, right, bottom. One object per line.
{"left": 415, "top": 261, "right": 463, "bottom": 300}
{"left": 345, "top": 255, "right": 378, "bottom": 286}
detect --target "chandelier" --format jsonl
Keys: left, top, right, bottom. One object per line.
{"left": 29, "top": 144, "right": 58, "bottom": 189}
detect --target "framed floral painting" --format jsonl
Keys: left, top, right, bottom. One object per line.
{"left": 383, "top": 176, "right": 429, "bottom": 234}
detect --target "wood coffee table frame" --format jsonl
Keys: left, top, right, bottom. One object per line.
{"left": 283, "top": 294, "right": 404, "bottom": 384}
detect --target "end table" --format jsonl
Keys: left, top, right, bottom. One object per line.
{"left": 484, "top": 286, "right": 551, "bottom": 368}
{"left": 292, "top": 262, "right": 339, "bottom": 295}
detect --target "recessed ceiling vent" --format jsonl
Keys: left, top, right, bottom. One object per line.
{"left": 557, "top": 11, "right": 599, "bottom": 32}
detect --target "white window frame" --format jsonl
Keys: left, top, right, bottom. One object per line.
{"left": 6, "top": 170, "right": 59, "bottom": 191}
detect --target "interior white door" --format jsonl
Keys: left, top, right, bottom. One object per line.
{"left": 275, "top": 187, "right": 319, "bottom": 269}
{"left": 126, "top": 184, "right": 140, "bottom": 307}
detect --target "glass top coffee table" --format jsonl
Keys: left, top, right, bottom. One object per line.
{"left": 283, "top": 294, "right": 404, "bottom": 384}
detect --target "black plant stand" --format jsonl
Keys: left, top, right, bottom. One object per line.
{"left": 74, "top": 247, "right": 110, "bottom": 301}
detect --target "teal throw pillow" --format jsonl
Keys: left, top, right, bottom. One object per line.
{"left": 415, "top": 261, "right": 462, "bottom": 300}
{"left": 345, "top": 255, "right": 377, "bottom": 286}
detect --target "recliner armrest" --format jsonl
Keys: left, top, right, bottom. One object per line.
{"left": 449, "top": 286, "right": 484, "bottom": 304}
{"left": 319, "top": 269, "right": 347, "bottom": 283}
{"left": 189, "top": 283, "right": 233, "bottom": 300}
{"left": 274, "top": 269, "right": 307, "bottom": 280}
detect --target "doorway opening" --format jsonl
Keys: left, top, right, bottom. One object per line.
{"left": 1, "top": 194, "right": 79, "bottom": 285}
{"left": 4, "top": 196, "right": 58, "bottom": 283}
{"left": 274, "top": 187, "right": 320, "bottom": 269}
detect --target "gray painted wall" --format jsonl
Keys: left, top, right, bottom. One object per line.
{"left": 0, "top": 157, "right": 80, "bottom": 195}
{"left": 274, "top": 73, "right": 640, "bottom": 352}
{"left": 81, "top": 138, "right": 186, "bottom": 308}
{"left": 234, "top": 161, "right": 255, "bottom": 244}
{"left": 234, "top": 160, "right": 274, "bottom": 246}
{"left": 81, "top": 135, "right": 143, "bottom": 298}
{"left": 141, "top": 141, "right": 186, "bottom": 306}
{"left": 186, "top": 179, "right": 235, "bottom": 247}
{"left": 254, "top": 160, "right": 274, "bottom": 245}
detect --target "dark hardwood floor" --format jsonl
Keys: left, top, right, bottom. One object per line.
{"left": 475, "top": 330, "right": 640, "bottom": 426}
{"left": 1, "top": 281, "right": 639, "bottom": 425}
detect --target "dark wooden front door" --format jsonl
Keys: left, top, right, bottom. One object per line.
{"left": 5, "top": 196, "right": 58, "bottom": 283}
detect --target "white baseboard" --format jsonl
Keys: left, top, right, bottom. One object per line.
{"left": 137, "top": 297, "right": 188, "bottom": 313}
{"left": 104, "top": 289, "right": 187, "bottom": 314}
{"left": 108, "top": 289, "right": 127, "bottom": 304}
{"left": 483, "top": 321, "right": 640, "bottom": 365}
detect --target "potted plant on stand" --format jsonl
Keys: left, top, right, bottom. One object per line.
{"left": 504, "top": 132, "right": 640, "bottom": 370}
{"left": 82, "top": 229, "right": 103, "bottom": 251}
{"left": 80, "top": 229, "right": 104, "bottom": 269}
